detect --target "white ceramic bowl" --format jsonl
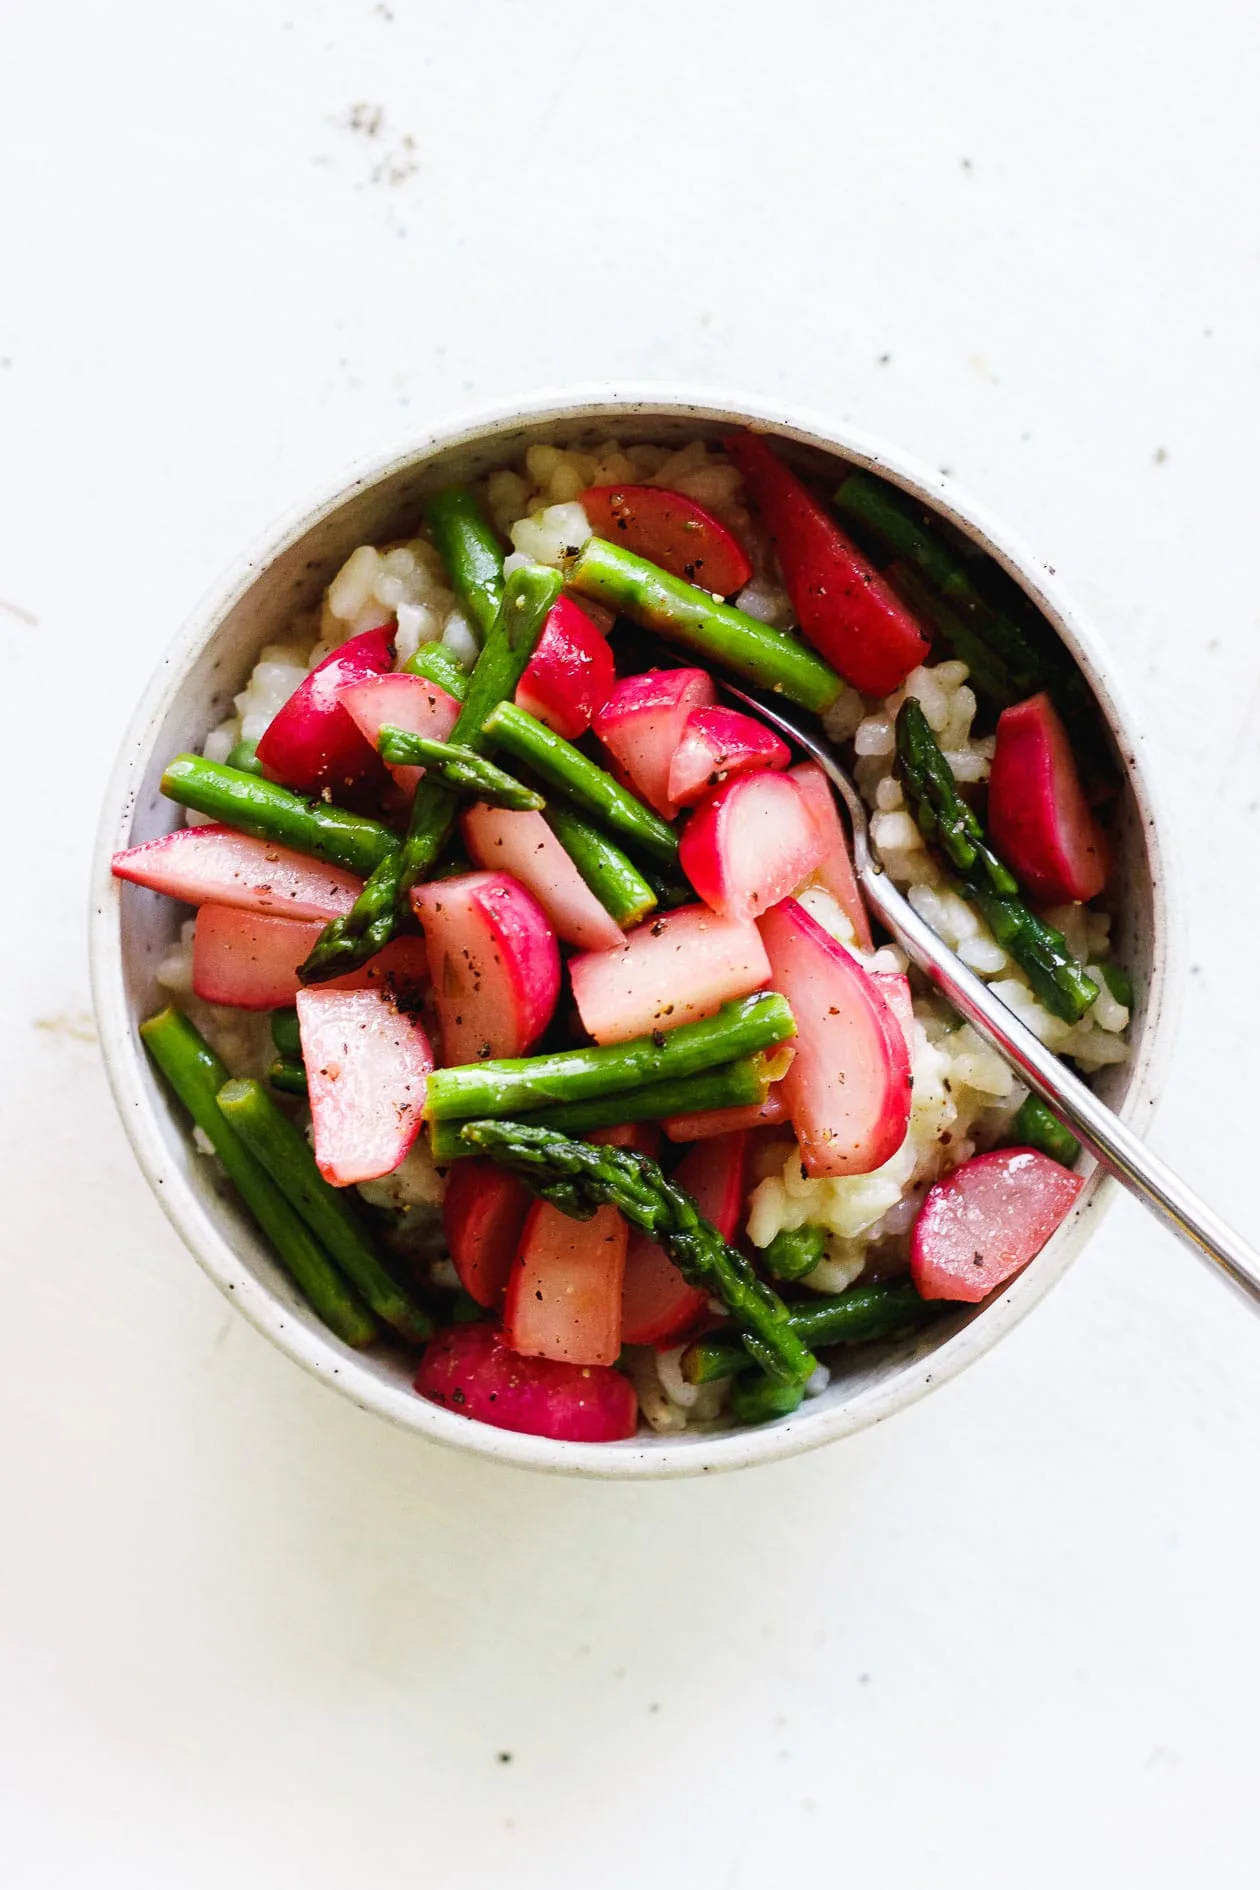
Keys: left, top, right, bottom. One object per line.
{"left": 90, "top": 385, "right": 1177, "bottom": 1479}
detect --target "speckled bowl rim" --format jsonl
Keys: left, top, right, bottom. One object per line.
{"left": 90, "top": 383, "right": 1180, "bottom": 1479}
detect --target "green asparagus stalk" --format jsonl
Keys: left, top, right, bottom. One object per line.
{"left": 481, "top": 699, "right": 679, "bottom": 864}
{"left": 424, "top": 991, "right": 796, "bottom": 1121}
{"left": 760, "top": 1222, "right": 827, "bottom": 1282}
{"left": 460, "top": 1119, "right": 818, "bottom": 1385}
{"left": 729, "top": 1372, "right": 806, "bottom": 1425}
{"left": 422, "top": 486, "right": 505, "bottom": 641}
{"left": 681, "top": 1279, "right": 936, "bottom": 1384}
{"left": 217, "top": 1079, "right": 433, "bottom": 1344}
{"left": 270, "top": 1007, "right": 302, "bottom": 1060}
{"left": 139, "top": 1008, "right": 377, "bottom": 1347}
{"left": 541, "top": 804, "right": 658, "bottom": 928}
{"left": 267, "top": 1058, "right": 308, "bottom": 1097}
{"left": 882, "top": 561, "right": 1018, "bottom": 709}
{"left": 1006, "top": 1093, "right": 1082, "bottom": 1167}
{"left": 225, "top": 738, "right": 263, "bottom": 774}
{"left": 299, "top": 564, "right": 563, "bottom": 982}
{"left": 894, "top": 698, "right": 1099, "bottom": 1022}
{"left": 403, "top": 643, "right": 470, "bottom": 699}
{"left": 428, "top": 1056, "right": 770, "bottom": 1161}
{"left": 377, "top": 726, "right": 544, "bottom": 810}
{"left": 161, "top": 756, "right": 399, "bottom": 879}
{"left": 1097, "top": 960, "right": 1134, "bottom": 1009}
{"left": 566, "top": 536, "right": 842, "bottom": 713}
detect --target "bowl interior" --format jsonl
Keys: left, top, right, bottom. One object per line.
{"left": 96, "top": 393, "right": 1171, "bottom": 1477}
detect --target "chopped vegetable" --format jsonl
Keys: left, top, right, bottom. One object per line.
{"left": 987, "top": 692, "right": 1109, "bottom": 903}
{"left": 404, "top": 643, "right": 469, "bottom": 699}
{"left": 911, "top": 1147, "right": 1084, "bottom": 1302}
{"left": 461, "top": 803, "right": 628, "bottom": 951}
{"left": 568, "top": 903, "right": 773, "bottom": 1044}
{"left": 679, "top": 770, "right": 828, "bottom": 923}
{"left": 1005, "top": 1094, "right": 1082, "bottom": 1168}
{"left": 255, "top": 625, "right": 395, "bottom": 794}
{"left": 158, "top": 758, "right": 398, "bottom": 878}
{"left": 296, "top": 986, "right": 434, "bottom": 1185}
{"left": 421, "top": 485, "right": 505, "bottom": 640}
{"left": 540, "top": 805, "right": 659, "bottom": 931}
{"left": 515, "top": 593, "right": 616, "bottom": 739}
{"left": 621, "top": 1131, "right": 746, "bottom": 1346}
{"left": 415, "top": 1321, "right": 638, "bottom": 1442}
{"left": 339, "top": 672, "right": 461, "bottom": 795}
{"left": 789, "top": 762, "right": 872, "bottom": 951}
{"left": 112, "top": 824, "right": 364, "bottom": 921}
{"left": 579, "top": 483, "right": 753, "bottom": 595}
{"left": 411, "top": 869, "right": 560, "bottom": 1064}
{"left": 661, "top": 1089, "right": 789, "bottom": 1141}
{"left": 504, "top": 1200, "right": 628, "bottom": 1366}
{"left": 592, "top": 668, "right": 717, "bottom": 819}
{"left": 666, "top": 705, "right": 791, "bottom": 808}
{"left": 681, "top": 1280, "right": 937, "bottom": 1383}
{"left": 761, "top": 1222, "right": 827, "bottom": 1282}
{"left": 377, "top": 726, "right": 543, "bottom": 810}
{"left": 192, "top": 905, "right": 323, "bottom": 1010}
{"left": 443, "top": 1159, "right": 532, "bottom": 1308}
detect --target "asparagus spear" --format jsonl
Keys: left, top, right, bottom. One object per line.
{"left": 299, "top": 564, "right": 563, "bottom": 982}
{"left": 566, "top": 536, "right": 842, "bottom": 713}
{"left": 882, "top": 561, "right": 1018, "bottom": 709}
{"left": 270, "top": 1007, "right": 302, "bottom": 1060}
{"left": 428, "top": 1056, "right": 771, "bottom": 1160}
{"left": 894, "top": 698, "right": 1099, "bottom": 1023}
{"left": 225, "top": 738, "right": 263, "bottom": 774}
{"left": 422, "top": 485, "right": 505, "bottom": 641}
{"left": 267, "top": 1058, "right": 308, "bottom": 1097}
{"left": 403, "top": 643, "right": 470, "bottom": 699}
{"left": 481, "top": 699, "right": 680, "bottom": 864}
{"left": 1006, "top": 1093, "right": 1082, "bottom": 1167}
{"left": 161, "top": 756, "right": 399, "bottom": 879}
{"left": 139, "top": 1008, "right": 377, "bottom": 1347}
{"left": 1097, "top": 960, "right": 1134, "bottom": 1009}
{"left": 729, "top": 1372, "right": 806, "bottom": 1425}
{"left": 681, "top": 1279, "right": 936, "bottom": 1384}
{"left": 217, "top": 1078, "right": 433, "bottom": 1344}
{"left": 376, "top": 726, "right": 544, "bottom": 810}
{"left": 424, "top": 990, "right": 796, "bottom": 1121}
{"left": 761, "top": 1222, "right": 827, "bottom": 1282}
{"left": 460, "top": 1119, "right": 818, "bottom": 1385}
{"left": 541, "top": 804, "right": 658, "bottom": 928}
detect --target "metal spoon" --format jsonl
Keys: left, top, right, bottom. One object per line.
{"left": 723, "top": 683, "right": 1260, "bottom": 1308}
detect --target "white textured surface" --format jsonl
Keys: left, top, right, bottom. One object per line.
{"left": 2, "top": 2, "right": 1259, "bottom": 1883}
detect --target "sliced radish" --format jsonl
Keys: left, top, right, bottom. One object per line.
{"left": 680, "top": 771, "right": 828, "bottom": 923}
{"left": 327, "top": 934, "right": 429, "bottom": 1003}
{"left": 192, "top": 905, "right": 322, "bottom": 1010}
{"left": 790, "top": 762, "right": 873, "bottom": 951}
{"left": 621, "top": 1132, "right": 746, "bottom": 1346}
{"left": 911, "top": 1147, "right": 1084, "bottom": 1302}
{"left": 411, "top": 869, "right": 560, "bottom": 1064}
{"left": 569, "top": 902, "right": 771, "bottom": 1045}
{"left": 442, "top": 1159, "right": 532, "bottom": 1308}
{"left": 987, "top": 692, "right": 1109, "bottom": 904}
{"left": 111, "top": 825, "right": 363, "bottom": 921}
{"left": 662, "top": 1089, "right": 789, "bottom": 1142}
{"left": 592, "top": 667, "right": 716, "bottom": 819}
{"left": 415, "top": 1322, "right": 637, "bottom": 1442}
{"left": 666, "top": 706, "right": 791, "bottom": 807}
{"left": 503, "top": 1201, "right": 628, "bottom": 1366}
{"left": 588, "top": 1122, "right": 662, "bottom": 1154}
{"left": 725, "top": 435, "right": 929, "bottom": 695}
{"left": 758, "top": 897, "right": 911, "bottom": 1177}
{"left": 254, "top": 625, "right": 395, "bottom": 794}
{"left": 870, "top": 970, "right": 915, "bottom": 1059}
{"left": 514, "top": 594, "right": 616, "bottom": 740}
{"left": 461, "top": 802, "right": 624, "bottom": 952}
{"left": 338, "top": 671, "right": 461, "bottom": 795}
{"left": 578, "top": 484, "right": 753, "bottom": 596}
{"left": 296, "top": 986, "right": 434, "bottom": 1185}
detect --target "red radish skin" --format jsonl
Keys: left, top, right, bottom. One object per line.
{"left": 461, "top": 803, "right": 625, "bottom": 952}
{"left": 579, "top": 484, "right": 754, "bottom": 596}
{"left": 326, "top": 934, "right": 429, "bottom": 1004}
{"left": 663, "top": 1089, "right": 789, "bottom": 1141}
{"left": 911, "top": 1147, "right": 1084, "bottom": 1303}
{"left": 514, "top": 595, "right": 616, "bottom": 741}
{"left": 758, "top": 898, "right": 911, "bottom": 1178}
{"left": 569, "top": 903, "right": 772, "bottom": 1045}
{"left": 111, "top": 825, "right": 363, "bottom": 921}
{"left": 503, "top": 1201, "right": 628, "bottom": 1367}
{"left": 987, "top": 692, "right": 1110, "bottom": 904}
{"left": 254, "top": 626, "right": 395, "bottom": 794}
{"left": 296, "top": 987, "right": 434, "bottom": 1186}
{"left": 415, "top": 1322, "right": 637, "bottom": 1443}
{"left": 666, "top": 706, "right": 791, "bottom": 807}
{"left": 338, "top": 672, "right": 461, "bottom": 794}
{"left": 592, "top": 668, "right": 717, "bottom": 819}
{"left": 680, "top": 771, "right": 829, "bottom": 923}
{"left": 621, "top": 1132, "right": 747, "bottom": 1347}
{"left": 871, "top": 971, "right": 915, "bottom": 1059}
{"left": 443, "top": 1160, "right": 532, "bottom": 1308}
{"left": 790, "top": 762, "right": 874, "bottom": 951}
{"left": 411, "top": 870, "right": 560, "bottom": 1064}
{"left": 192, "top": 906, "right": 323, "bottom": 1010}
{"left": 725, "top": 436, "right": 929, "bottom": 696}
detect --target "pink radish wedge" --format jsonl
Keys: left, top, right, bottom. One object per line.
{"left": 443, "top": 1159, "right": 532, "bottom": 1308}
{"left": 411, "top": 869, "right": 560, "bottom": 1064}
{"left": 515, "top": 594, "right": 616, "bottom": 741}
{"left": 111, "top": 825, "right": 363, "bottom": 921}
{"left": 503, "top": 1201, "right": 628, "bottom": 1366}
{"left": 339, "top": 671, "right": 461, "bottom": 795}
{"left": 192, "top": 906, "right": 323, "bottom": 1010}
{"left": 663, "top": 1089, "right": 789, "bottom": 1141}
{"left": 296, "top": 986, "right": 434, "bottom": 1185}
{"left": 461, "top": 803, "right": 624, "bottom": 952}
{"left": 621, "top": 1132, "right": 746, "bottom": 1347}
{"left": 758, "top": 898, "right": 911, "bottom": 1177}
{"left": 569, "top": 903, "right": 771, "bottom": 1045}
{"left": 254, "top": 625, "right": 395, "bottom": 794}
{"left": 592, "top": 667, "right": 716, "bottom": 818}
{"left": 680, "top": 771, "right": 828, "bottom": 923}
{"left": 666, "top": 706, "right": 791, "bottom": 808}
{"left": 415, "top": 1322, "right": 637, "bottom": 1442}
{"left": 911, "top": 1147, "right": 1084, "bottom": 1302}
{"left": 987, "top": 692, "right": 1109, "bottom": 904}
{"left": 579, "top": 484, "right": 753, "bottom": 595}
{"left": 871, "top": 970, "right": 915, "bottom": 1060}
{"left": 327, "top": 934, "right": 429, "bottom": 1004}
{"left": 790, "top": 762, "right": 873, "bottom": 951}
